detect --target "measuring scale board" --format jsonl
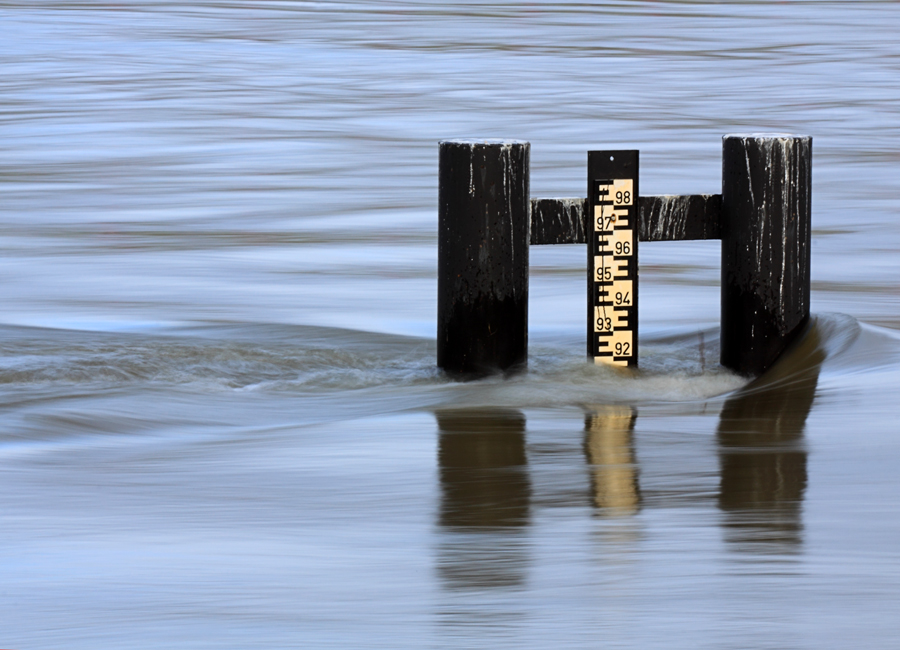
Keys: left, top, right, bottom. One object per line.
{"left": 588, "top": 150, "right": 638, "bottom": 366}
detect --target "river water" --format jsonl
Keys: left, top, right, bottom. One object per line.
{"left": 2, "top": 1, "right": 900, "bottom": 648}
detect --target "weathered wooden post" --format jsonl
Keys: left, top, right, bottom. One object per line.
{"left": 437, "top": 140, "right": 530, "bottom": 376}
{"left": 720, "top": 134, "right": 812, "bottom": 376}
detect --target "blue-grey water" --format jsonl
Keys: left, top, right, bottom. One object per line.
{"left": 2, "top": 1, "right": 900, "bottom": 648}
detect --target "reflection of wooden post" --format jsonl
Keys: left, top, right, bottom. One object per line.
{"left": 435, "top": 408, "right": 530, "bottom": 590}
{"left": 584, "top": 405, "right": 639, "bottom": 515}
{"left": 721, "top": 134, "right": 812, "bottom": 376}
{"left": 436, "top": 409, "right": 530, "bottom": 529}
{"left": 717, "top": 320, "right": 821, "bottom": 549}
{"left": 438, "top": 141, "right": 530, "bottom": 377}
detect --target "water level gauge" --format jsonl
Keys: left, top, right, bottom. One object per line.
{"left": 588, "top": 151, "right": 639, "bottom": 366}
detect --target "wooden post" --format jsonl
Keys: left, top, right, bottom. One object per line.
{"left": 437, "top": 140, "right": 530, "bottom": 376}
{"left": 721, "top": 134, "right": 812, "bottom": 376}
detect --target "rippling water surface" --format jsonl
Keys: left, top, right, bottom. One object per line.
{"left": 3, "top": 2, "right": 900, "bottom": 648}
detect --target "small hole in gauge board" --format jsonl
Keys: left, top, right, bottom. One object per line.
{"left": 609, "top": 155, "right": 614, "bottom": 161}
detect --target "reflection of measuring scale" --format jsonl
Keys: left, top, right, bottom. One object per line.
{"left": 584, "top": 405, "right": 639, "bottom": 514}
{"left": 589, "top": 151, "right": 638, "bottom": 366}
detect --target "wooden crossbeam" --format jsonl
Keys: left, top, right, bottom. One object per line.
{"left": 530, "top": 194, "right": 721, "bottom": 245}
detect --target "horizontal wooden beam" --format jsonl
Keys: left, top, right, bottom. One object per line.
{"left": 530, "top": 194, "right": 722, "bottom": 245}
{"left": 640, "top": 194, "right": 721, "bottom": 242}
{"left": 530, "top": 198, "right": 587, "bottom": 245}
